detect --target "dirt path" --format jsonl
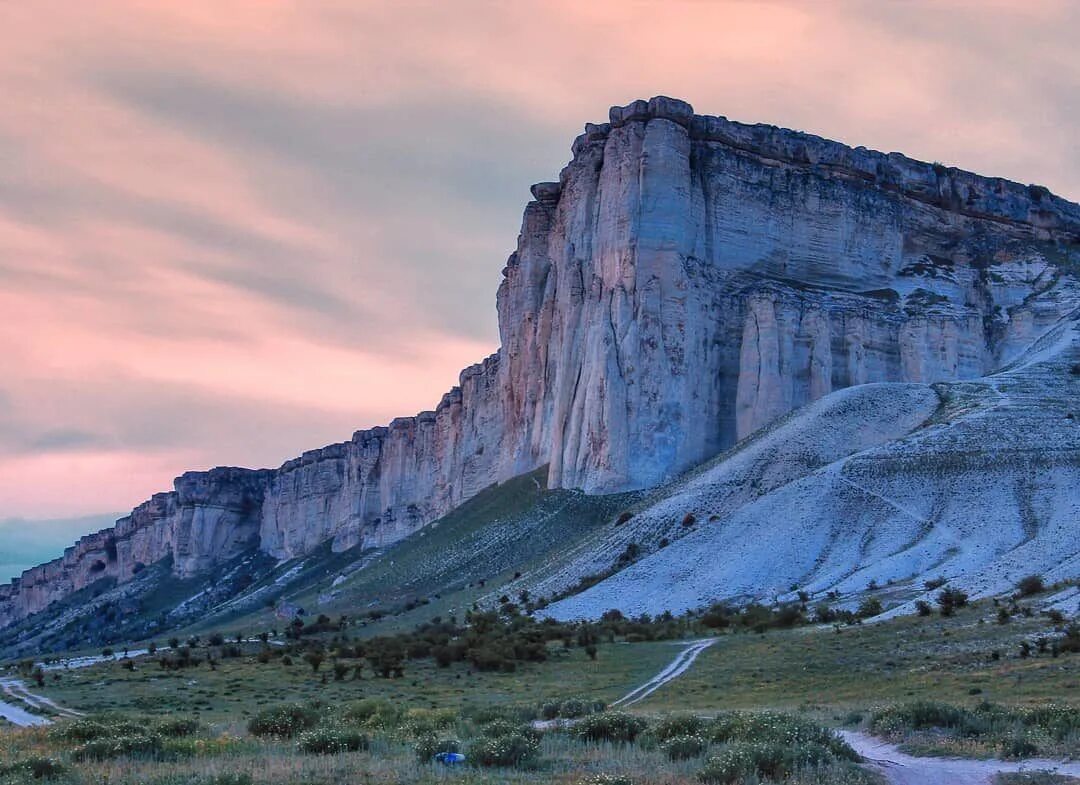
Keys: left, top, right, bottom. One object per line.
{"left": 842, "top": 730, "right": 1080, "bottom": 785}
{"left": 0, "top": 677, "right": 83, "bottom": 728}
{"left": 611, "top": 638, "right": 716, "bottom": 708}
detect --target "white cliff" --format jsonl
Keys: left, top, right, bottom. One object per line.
{"left": 2, "top": 96, "right": 1078, "bottom": 629}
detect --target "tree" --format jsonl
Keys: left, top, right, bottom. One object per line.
{"left": 304, "top": 651, "right": 324, "bottom": 674}
{"left": 1015, "top": 575, "right": 1045, "bottom": 598}
{"left": 857, "top": 597, "right": 883, "bottom": 619}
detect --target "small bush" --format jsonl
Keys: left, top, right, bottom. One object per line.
{"left": 155, "top": 717, "right": 200, "bottom": 737}
{"left": 468, "top": 732, "right": 539, "bottom": 767}
{"left": 339, "top": 698, "right": 403, "bottom": 729}
{"left": 699, "top": 741, "right": 836, "bottom": 783}
{"left": 400, "top": 707, "right": 457, "bottom": 737}
{"left": 72, "top": 733, "right": 162, "bottom": 761}
{"left": 0, "top": 756, "right": 67, "bottom": 780}
{"left": 247, "top": 703, "right": 320, "bottom": 738}
{"left": 50, "top": 716, "right": 145, "bottom": 743}
{"left": 925, "top": 577, "right": 947, "bottom": 591}
{"left": 915, "top": 600, "right": 933, "bottom": 616}
{"left": 296, "top": 726, "right": 369, "bottom": 754}
{"left": 662, "top": 733, "right": 707, "bottom": 760}
{"left": 1000, "top": 736, "right": 1039, "bottom": 759}
{"left": 857, "top": 597, "right": 883, "bottom": 618}
{"left": 1016, "top": 575, "right": 1046, "bottom": 597}
{"left": 653, "top": 714, "right": 705, "bottom": 741}
{"left": 575, "top": 712, "right": 648, "bottom": 744}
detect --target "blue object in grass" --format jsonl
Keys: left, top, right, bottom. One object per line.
{"left": 434, "top": 751, "right": 466, "bottom": 765}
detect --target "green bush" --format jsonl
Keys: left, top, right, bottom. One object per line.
{"left": 399, "top": 707, "right": 457, "bottom": 737}
{"left": 49, "top": 716, "right": 144, "bottom": 743}
{"left": 699, "top": 741, "right": 837, "bottom": 783}
{"left": 72, "top": 732, "right": 163, "bottom": 761}
{"left": 155, "top": 717, "right": 201, "bottom": 737}
{"left": 0, "top": 756, "right": 67, "bottom": 780}
{"left": 468, "top": 731, "right": 539, "bottom": 767}
{"left": 296, "top": 726, "right": 369, "bottom": 754}
{"left": 662, "top": 733, "right": 708, "bottom": 760}
{"left": 706, "top": 712, "right": 856, "bottom": 759}
{"left": 338, "top": 698, "right": 402, "bottom": 729}
{"left": 870, "top": 701, "right": 1080, "bottom": 755}
{"left": 247, "top": 703, "right": 320, "bottom": 738}
{"left": 652, "top": 713, "right": 705, "bottom": 741}
{"left": 575, "top": 712, "right": 648, "bottom": 744}
{"left": 1000, "top": 736, "right": 1039, "bottom": 759}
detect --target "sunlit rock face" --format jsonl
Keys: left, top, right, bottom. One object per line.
{"left": 3, "top": 97, "right": 1078, "bottom": 627}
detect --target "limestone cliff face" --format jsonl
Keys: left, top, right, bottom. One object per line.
{"left": 3, "top": 97, "right": 1078, "bottom": 628}
{"left": 0, "top": 468, "right": 270, "bottom": 622}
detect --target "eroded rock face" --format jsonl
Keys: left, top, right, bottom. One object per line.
{"left": 0, "top": 468, "right": 271, "bottom": 622}
{"left": 3, "top": 97, "right": 1078, "bottom": 628}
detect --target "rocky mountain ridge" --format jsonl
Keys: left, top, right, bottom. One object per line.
{"left": 3, "top": 96, "right": 1078, "bottom": 632}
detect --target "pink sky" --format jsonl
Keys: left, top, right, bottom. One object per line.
{"left": 1, "top": 1, "right": 1077, "bottom": 527}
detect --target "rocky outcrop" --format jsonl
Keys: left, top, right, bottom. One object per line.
{"left": 0, "top": 468, "right": 270, "bottom": 623}
{"left": 3, "top": 97, "right": 1078, "bottom": 629}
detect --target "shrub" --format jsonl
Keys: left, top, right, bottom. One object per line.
{"left": 699, "top": 741, "right": 837, "bottom": 783}
{"left": 339, "top": 698, "right": 403, "bottom": 729}
{"left": 400, "top": 707, "right": 457, "bottom": 737}
{"left": 575, "top": 712, "right": 648, "bottom": 744}
{"left": 706, "top": 712, "right": 856, "bottom": 759}
{"left": 653, "top": 713, "right": 705, "bottom": 741}
{"left": 468, "top": 731, "right": 539, "bottom": 767}
{"left": 155, "top": 717, "right": 200, "bottom": 737}
{"left": 662, "top": 733, "right": 707, "bottom": 760}
{"left": 681, "top": 513, "right": 697, "bottom": 527}
{"left": 0, "top": 756, "right": 67, "bottom": 780}
{"left": 916, "top": 600, "right": 933, "bottom": 616}
{"left": 924, "top": 577, "right": 947, "bottom": 591}
{"left": 72, "top": 733, "right": 162, "bottom": 761}
{"left": 1016, "top": 575, "right": 1046, "bottom": 597}
{"left": 50, "top": 716, "right": 145, "bottom": 743}
{"left": 555, "top": 697, "right": 606, "bottom": 719}
{"left": 247, "top": 703, "right": 320, "bottom": 738}
{"left": 615, "top": 511, "right": 633, "bottom": 525}
{"left": 1000, "top": 736, "right": 1039, "bottom": 759}
{"left": 857, "top": 597, "right": 883, "bottom": 618}
{"left": 937, "top": 587, "right": 969, "bottom": 615}
{"left": 296, "top": 726, "right": 369, "bottom": 754}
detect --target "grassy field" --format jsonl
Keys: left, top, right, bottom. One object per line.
{"left": 3, "top": 585, "right": 1078, "bottom": 783}
{"left": 639, "top": 602, "right": 1078, "bottom": 713}
{"left": 33, "top": 639, "right": 677, "bottom": 724}
{"left": 17, "top": 597, "right": 1078, "bottom": 725}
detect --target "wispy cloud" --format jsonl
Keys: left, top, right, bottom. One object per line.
{"left": 0, "top": 0, "right": 1075, "bottom": 528}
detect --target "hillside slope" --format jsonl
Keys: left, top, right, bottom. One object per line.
{"left": 538, "top": 308, "right": 1080, "bottom": 619}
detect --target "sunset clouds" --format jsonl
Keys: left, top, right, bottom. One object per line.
{"left": 1, "top": 1, "right": 1077, "bottom": 531}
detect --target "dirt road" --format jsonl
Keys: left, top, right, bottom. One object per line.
{"left": 611, "top": 638, "right": 716, "bottom": 708}
{"left": 842, "top": 730, "right": 1080, "bottom": 785}
{"left": 0, "top": 677, "right": 82, "bottom": 727}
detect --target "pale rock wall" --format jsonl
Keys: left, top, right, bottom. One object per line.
{"left": 0, "top": 468, "right": 270, "bottom": 623}
{"left": 3, "top": 96, "right": 1078, "bottom": 628}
